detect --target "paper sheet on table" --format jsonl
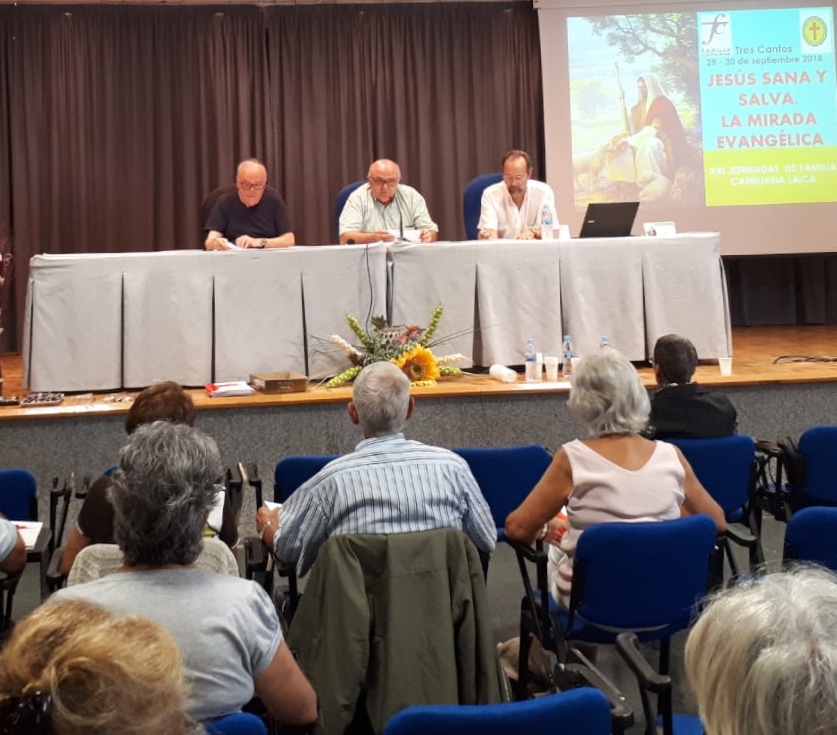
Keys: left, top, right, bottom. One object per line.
{"left": 13, "top": 521, "right": 44, "bottom": 550}
{"left": 387, "top": 228, "right": 423, "bottom": 244}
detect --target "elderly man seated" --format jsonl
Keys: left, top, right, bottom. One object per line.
{"left": 256, "top": 361, "right": 496, "bottom": 575}
{"left": 54, "top": 421, "right": 318, "bottom": 727}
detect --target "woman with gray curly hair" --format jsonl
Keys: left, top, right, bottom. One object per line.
{"left": 53, "top": 421, "right": 317, "bottom": 729}
{"left": 686, "top": 566, "right": 837, "bottom": 735}
{"left": 506, "top": 348, "right": 724, "bottom": 604}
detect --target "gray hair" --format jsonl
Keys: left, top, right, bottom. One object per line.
{"left": 109, "top": 422, "right": 223, "bottom": 567}
{"left": 352, "top": 362, "right": 411, "bottom": 437}
{"left": 685, "top": 566, "right": 837, "bottom": 735}
{"left": 567, "top": 349, "right": 649, "bottom": 436}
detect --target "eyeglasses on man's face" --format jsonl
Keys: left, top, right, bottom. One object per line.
{"left": 502, "top": 174, "right": 528, "bottom": 183}
{"left": 238, "top": 181, "right": 266, "bottom": 192}
{"left": 369, "top": 178, "right": 400, "bottom": 188}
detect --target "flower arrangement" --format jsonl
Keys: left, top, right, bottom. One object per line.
{"left": 326, "top": 304, "right": 468, "bottom": 388}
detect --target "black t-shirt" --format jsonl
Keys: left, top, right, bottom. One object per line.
{"left": 205, "top": 188, "right": 292, "bottom": 242}
{"left": 647, "top": 383, "right": 738, "bottom": 440}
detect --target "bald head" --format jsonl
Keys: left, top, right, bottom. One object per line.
{"left": 235, "top": 159, "right": 268, "bottom": 207}
{"left": 367, "top": 159, "right": 401, "bottom": 205}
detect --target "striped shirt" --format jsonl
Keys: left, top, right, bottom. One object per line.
{"left": 273, "top": 434, "right": 496, "bottom": 575}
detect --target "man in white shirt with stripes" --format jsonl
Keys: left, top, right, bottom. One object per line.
{"left": 256, "top": 362, "right": 496, "bottom": 575}
{"left": 478, "top": 150, "right": 557, "bottom": 240}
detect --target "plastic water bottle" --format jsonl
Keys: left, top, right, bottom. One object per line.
{"left": 600, "top": 335, "right": 611, "bottom": 349}
{"left": 562, "top": 335, "right": 574, "bottom": 379}
{"left": 524, "top": 339, "right": 541, "bottom": 382}
{"left": 540, "top": 205, "right": 554, "bottom": 241}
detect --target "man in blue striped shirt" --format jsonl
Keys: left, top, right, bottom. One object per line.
{"left": 256, "top": 362, "right": 496, "bottom": 575}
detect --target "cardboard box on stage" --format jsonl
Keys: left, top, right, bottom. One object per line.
{"left": 249, "top": 371, "right": 308, "bottom": 394}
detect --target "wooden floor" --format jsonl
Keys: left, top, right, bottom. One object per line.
{"left": 2, "top": 325, "right": 836, "bottom": 422}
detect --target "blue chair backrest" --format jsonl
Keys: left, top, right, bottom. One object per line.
{"left": 274, "top": 455, "right": 339, "bottom": 503}
{"left": 462, "top": 173, "right": 503, "bottom": 240}
{"left": 205, "top": 712, "right": 267, "bottom": 735}
{"left": 798, "top": 426, "right": 837, "bottom": 505}
{"left": 384, "top": 688, "right": 611, "bottom": 735}
{"left": 0, "top": 468, "right": 37, "bottom": 520}
{"left": 784, "top": 506, "right": 837, "bottom": 570}
{"left": 572, "top": 515, "right": 717, "bottom": 632}
{"left": 334, "top": 180, "right": 366, "bottom": 241}
{"left": 453, "top": 446, "right": 552, "bottom": 541}
{"left": 668, "top": 435, "right": 755, "bottom": 517}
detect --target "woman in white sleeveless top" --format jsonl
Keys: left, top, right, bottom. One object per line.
{"left": 505, "top": 348, "right": 725, "bottom": 606}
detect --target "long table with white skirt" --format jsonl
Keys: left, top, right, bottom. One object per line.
{"left": 23, "top": 233, "right": 730, "bottom": 391}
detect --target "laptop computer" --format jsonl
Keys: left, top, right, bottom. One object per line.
{"left": 578, "top": 202, "right": 640, "bottom": 238}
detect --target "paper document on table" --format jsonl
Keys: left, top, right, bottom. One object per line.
{"left": 205, "top": 381, "right": 255, "bottom": 398}
{"left": 14, "top": 521, "right": 44, "bottom": 550}
{"left": 387, "top": 228, "right": 423, "bottom": 244}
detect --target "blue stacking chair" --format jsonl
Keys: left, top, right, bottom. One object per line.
{"left": 513, "top": 516, "right": 717, "bottom": 708}
{"left": 784, "top": 506, "right": 837, "bottom": 570}
{"left": 334, "top": 180, "right": 366, "bottom": 241}
{"left": 617, "top": 632, "right": 703, "bottom": 735}
{"left": 205, "top": 712, "right": 267, "bottom": 735}
{"left": 791, "top": 426, "right": 837, "bottom": 509}
{"left": 384, "top": 688, "right": 612, "bottom": 735}
{"left": 0, "top": 468, "right": 38, "bottom": 521}
{"left": 668, "top": 435, "right": 762, "bottom": 577}
{"left": 462, "top": 173, "right": 503, "bottom": 240}
{"left": 452, "top": 446, "right": 552, "bottom": 543}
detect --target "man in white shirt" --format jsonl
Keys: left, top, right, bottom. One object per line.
{"left": 339, "top": 159, "right": 439, "bottom": 244}
{"left": 478, "top": 150, "right": 557, "bottom": 240}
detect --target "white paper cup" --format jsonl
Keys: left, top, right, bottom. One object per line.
{"left": 544, "top": 356, "right": 560, "bottom": 381}
{"left": 570, "top": 357, "right": 582, "bottom": 372}
{"left": 558, "top": 224, "right": 571, "bottom": 241}
{"left": 718, "top": 357, "right": 732, "bottom": 376}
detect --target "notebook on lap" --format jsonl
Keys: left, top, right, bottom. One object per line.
{"left": 578, "top": 202, "right": 640, "bottom": 238}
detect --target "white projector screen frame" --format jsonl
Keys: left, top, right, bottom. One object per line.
{"left": 536, "top": 0, "right": 837, "bottom": 255}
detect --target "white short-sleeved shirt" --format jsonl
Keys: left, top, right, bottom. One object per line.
{"left": 477, "top": 180, "right": 557, "bottom": 239}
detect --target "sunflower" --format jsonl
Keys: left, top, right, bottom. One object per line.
{"left": 393, "top": 345, "right": 440, "bottom": 384}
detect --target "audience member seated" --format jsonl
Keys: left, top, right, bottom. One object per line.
{"left": 505, "top": 348, "right": 725, "bottom": 605}
{"left": 646, "top": 333, "right": 738, "bottom": 439}
{"left": 60, "top": 381, "right": 237, "bottom": 576}
{"left": 256, "top": 361, "right": 496, "bottom": 576}
{"left": 686, "top": 566, "right": 837, "bottom": 735}
{"left": 54, "top": 421, "right": 318, "bottom": 727}
{"left": 477, "top": 149, "right": 557, "bottom": 240}
{"left": 0, "top": 516, "right": 25, "bottom": 575}
{"left": 338, "top": 158, "right": 439, "bottom": 244}
{"left": 204, "top": 158, "right": 295, "bottom": 250}
{"left": 0, "top": 599, "right": 195, "bottom": 735}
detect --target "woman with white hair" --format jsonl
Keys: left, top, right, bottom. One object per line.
{"left": 686, "top": 566, "right": 837, "bottom": 735}
{"left": 505, "top": 348, "right": 725, "bottom": 604}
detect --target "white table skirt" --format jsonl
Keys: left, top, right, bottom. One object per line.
{"left": 23, "top": 234, "right": 730, "bottom": 391}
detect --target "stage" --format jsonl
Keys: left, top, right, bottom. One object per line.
{"left": 1, "top": 325, "right": 837, "bottom": 511}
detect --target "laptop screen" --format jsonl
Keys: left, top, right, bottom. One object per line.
{"left": 578, "top": 202, "right": 640, "bottom": 238}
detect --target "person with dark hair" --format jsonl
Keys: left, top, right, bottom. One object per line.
{"left": 54, "top": 422, "right": 318, "bottom": 727}
{"left": 338, "top": 158, "right": 438, "bottom": 244}
{"left": 477, "top": 150, "right": 557, "bottom": 240}
{"left": 204, "top": 159, "right": 295, "bottom": 250}
{"left": 0, "top": 600, "right": 195, "bottom": 735}
{"left": 60, "top": 381, "right": 235, "bottom": 575}
{"left": 647, "top": 334, "right": 738, "bottom": 439}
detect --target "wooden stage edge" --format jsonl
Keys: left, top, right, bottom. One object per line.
{"left": 3, "top": 325, "right": 837, "bottom": 423}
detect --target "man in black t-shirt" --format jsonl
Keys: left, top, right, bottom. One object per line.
{"left": 204, "top": 158, "right": 295, "bottom": 250}
{"left": 647, "top": 334, "right": 738, "bottom": 440}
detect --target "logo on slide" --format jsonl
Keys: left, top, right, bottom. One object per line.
{"left": 802, "top": 16, "right": 828, "bottom": 47}
{"left": 701, "top": 13, "right": 731, "bottom": 55}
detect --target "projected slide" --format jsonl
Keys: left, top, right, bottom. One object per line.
{"left": 566, "top": 7, "right": 836, "bottom": 209}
